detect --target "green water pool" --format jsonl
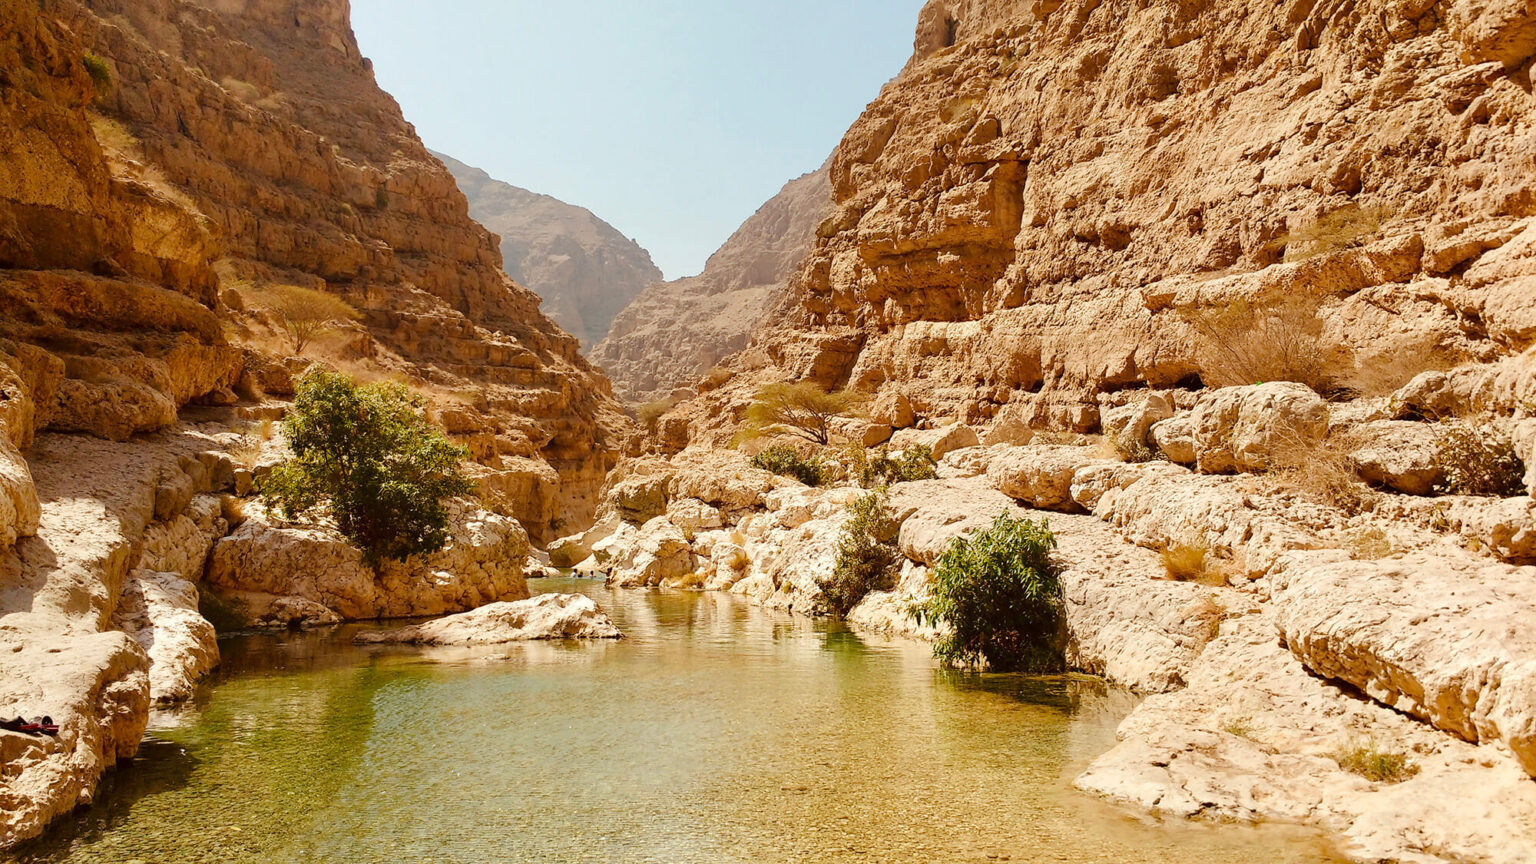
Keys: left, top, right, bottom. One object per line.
{"left": 10, "top": 578, "right": 1344, "bottom": 863}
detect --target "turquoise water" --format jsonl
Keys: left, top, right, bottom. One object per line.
{"left": 11, "top": 578, "right": 1342, "bottom": 863}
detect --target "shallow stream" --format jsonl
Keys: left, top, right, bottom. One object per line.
{"left": 12, "top": 578, "right": 1344, "bottom": 863}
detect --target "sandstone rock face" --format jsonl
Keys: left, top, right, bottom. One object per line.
{"left": 888, "top": 423, "right": 980, "bottom": 459}
{"left": 987, "top": 445, "right": 1113, "bottom": 511}
{"left": 111, "top": 569, "right": 219, "bottom": 706}
{"left": 591, "top": 164, "right": 832, "bottom": 403}
{"left": 437, "top": 151, "right": 661, "bottom": 349}
{"left": 0, "top": 435, "right": 40, "bottom": 550}
{"left": 0, "top": 431, "right": 237, "bottom": 849}
{"left": 354, "top": 593, "right": 622, "bottom": 645}
{"left": 1348, "top": 420, "right": 1444, "bottom": 495}
{"left": 0, "top": 0, "right": 626, "bottom": 540}
{"left": 204, "top": 502, "right": 530, "bottom": 627}
{"left": 674, "top": 0, "right": 1535, "bottom": 447}
{"left": 1077, "top": 613, "right": 1536, "bottom": 864}
{"left": 1273, "top": 552, "right": 1536, "bottom": 777}
{"left": 1190, "top": 383, "right": 1329, "bottom": 474}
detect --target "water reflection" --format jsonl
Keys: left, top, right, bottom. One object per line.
{"left": 12, "top": 578, "right": 1344, "bottom": 864}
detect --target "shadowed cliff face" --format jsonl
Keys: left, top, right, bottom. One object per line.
{"left": 437, "top": 152, "right": 663, "bottom": 351}
{"left": 673, "top": 0, "right": 1536, "bottom": 439}
{"left": 590, "top": 164, "right": 832, "bottom": 404}
{"left": 1, "top": 0, "right": 630, "bottom": 540}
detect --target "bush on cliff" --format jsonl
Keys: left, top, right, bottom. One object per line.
{"left": 918, "top": 513, "right": 1064, "bottom": 672}
{"left": 859, "top": 444, "right": 938, "bottom": 487}
{"left": 820, "top": 490, "right": 900, "bottom": 616}
{"left": 1434, "top": 422, "right": 1525, "bottom": 497}
{"left": 262, "top": 371, "right": 474, "bottom": 566}
{"left": 255, "top": 283, "right": 362, "bottom": 355}
{"left": 750, "top": 444, "right": 827, "bottom": 487}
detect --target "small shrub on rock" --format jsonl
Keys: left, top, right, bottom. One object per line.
{"left": 1161, "top": 543, "right": 1225, "bottom": 586}
{"left": 261, "top": 371, "right": 474, "bottom": 566}
{"left": 82, "top": 52, "right": 112, "bottom": 95}
{"left": 1433, "top": 423, "right": 1525, "bottom": 497}
{"left": 820, "top": 490, "right": 900, "bottom": 616}
{"left": 1103, "top": 431, "right": 1159, "bottom": 464}
{"left": 1332, "top": 738, "right": 1419, "bottom": 783}
{"left": 750, "top": 444, "right": 826, "bottom": 487}
{"left": 860, "top": 444, "right": 938, "bottom": 487}
{"left": 918, "top": 513, "right": 1064, "bottom": 672}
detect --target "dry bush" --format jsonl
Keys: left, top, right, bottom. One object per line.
{"left": 1187, "top": 299, "right": 1352, "bottom": 397}
{"left": 218, "top": 494, "right": 249, "bottom": 527}
{"left": 740, "top": 381, "right": 866, "bottom": 446}
{"left": 251, "top": 284, "right": 362, "bottom": 355}
{"left": 1268, "top": 426, "right": 1378, "bottom": 515}
{"left": 1221, "top": 716, "right": 1254, "bottom": 739}
{"left": 1098, "top": 431, "right": 1159, "bottom": 464}
{"left": 1161, "top": 543, "right": 1226, "bottom": 586}
{"left": 1191, "top": 592, "right": 1227, "bottom": 645}
{"left": 635, "top": 400, "right": 671, "bottom": 435}
{"left": 1346, "top": 526, "right": 1396, "bottom": 560}
{"left": 1268, "top": 204, "right": 1392, "bottom": 263}
{"left": 1332, "top": 738, "right": 1419, "bottom": 783}
{"left": 1433, "top": 422, "right": 1526, "bottom": 497}
{"left": 698, "top": 366, "right": 734, "bottom": 392}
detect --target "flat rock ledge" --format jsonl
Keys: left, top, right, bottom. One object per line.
{"left": 354, "top": 594, "right": 623, "bottom": 646}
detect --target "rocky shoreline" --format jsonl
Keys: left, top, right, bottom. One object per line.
{"left": 556, "top": 383, "right": 1536, "bottom": 864}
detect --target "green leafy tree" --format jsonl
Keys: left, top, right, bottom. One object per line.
{"left": 261, "top": 371, "right": 474, "bottom": 566}
{"left": 742, "top": 381, "right": 865, "bottom": 445}
{"left": 820, "top": 490, "right": 900, "bottom": 616}
{"left": 917, "top": 513, "right": 1064, "bottom": 672}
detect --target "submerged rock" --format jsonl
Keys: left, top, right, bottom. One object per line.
{"left": 355, "top": 594, "right": 622, "bottom": 645}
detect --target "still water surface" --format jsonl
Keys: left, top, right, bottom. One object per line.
{"left": 13, "top": 578, "right": 1343, "bottom": 863}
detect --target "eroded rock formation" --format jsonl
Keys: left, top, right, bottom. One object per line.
{"left": 591, "top": 164, "right": 831, "bottom": 403}
{"left": 438, "top": 152, "right": 662, "bottom": 350}
{"left": 669, "top": 0, "right": 1535, "bottom": 441}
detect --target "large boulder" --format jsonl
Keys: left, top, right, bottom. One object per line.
{"left": 204, "top": 501, "right": 530, "bottom": 626}
{"left": 354, "top": 593, "right": 621, "bottom": 645}
{"left": 1149, "top": 414, "right": 1196, "bottom": 464}
{"left": 1102, "top": 394, "right": 1174, "bottom": 446}
{"left": 603, "top": 517, "right": 694, "bottom": 588}
{"left": 110, "top": 570, "right": 219, "bottom": 705}
{"left": 1273, "top": 552, "right": 1536, "bottom": 778}
{"left": 0, "top": 434, "right": 40, "bottom": 550}
{"left": 1191, "top": 383, "right": 1330, "bottom": 474}
{"left": 986, "top": 445, "right": 1109, "bottom": 511}
{"left": 889, "top": 423, "right": 980, "bottom": 460}
{"left": 606, "top": 475, "right": 668, "bottom": 523}
{"left": 1348, "top": 420, "right": 1444, "bottom": 495}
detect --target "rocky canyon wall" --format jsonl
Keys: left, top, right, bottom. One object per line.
{"left": 676, "top": 0, "right": 1536, "bottom": 439}
{"left": 3, "top": 0, "right": 627, "bottom": 540}
{"left": 438, "top": 151, "right": 662, "bottom": 351}
{"left": 591, "top": 163, "right": 831, "bottom": 404}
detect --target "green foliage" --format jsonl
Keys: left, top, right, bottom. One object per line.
{"left": 859, "top": 444, "right": 938, "bottom": 487}
{"left": 82, "top": 52, "right": 112, "bottom": 95}
{"left": 742, "top": 381, "right": 865, "bottom": 445}
{"left": 820, "top": 490, "right": 900, "bottom": 616}
{"left": 261, "top": 371, "right": 474, "bottom": 566}
{"left": 918, "top": 513, "right": 1064, "bottom": 672}
{"left": 750, "top": 444, "right": 826, "bottom": 487}
{"left": 1332, "top": 739, "right": 1419, "bottom": 783}
{"left": 1267, "top": 203, "right": 1392, "bottom": 263}
{"left": 1434, "top": 423, "right": 1525, "bottom": 497}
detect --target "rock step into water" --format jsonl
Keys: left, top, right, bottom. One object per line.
{"left": 355, "top": 594, "right": 623, "bottom": 646}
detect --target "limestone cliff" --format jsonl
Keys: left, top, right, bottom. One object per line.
{"left": 437, "top": 152, "right": 662, "bottom": 350}
{"left": 680, "top": 0, "right": 1536, "bottom": 437}
{"left": 2, "top": 0, "right": 628, "bottom": 540}
{"left": 0, "top": 0, "right": 620, "bottom": 847}
{"left": 591, "top": 163, "right": 831, "bottom": 404}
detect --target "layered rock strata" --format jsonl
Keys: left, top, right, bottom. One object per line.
{"left": 354, "top": 593, "right": 622, "bottom": 646}
{"left": 661, "top": 0, "right": 1536, "bottom": 447}
{"left": 591, "top": 164, "right": 831, "bottom": 404}
{"left": 438, "top": 152, "right": 662, "bottom": 349}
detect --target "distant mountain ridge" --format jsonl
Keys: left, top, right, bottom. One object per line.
{"left": 437, "top": 152, "right": 662, "bottom": 349}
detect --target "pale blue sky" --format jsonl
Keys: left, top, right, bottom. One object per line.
{"left": 351, "top": 1, "right": 925, "bottom": 280}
